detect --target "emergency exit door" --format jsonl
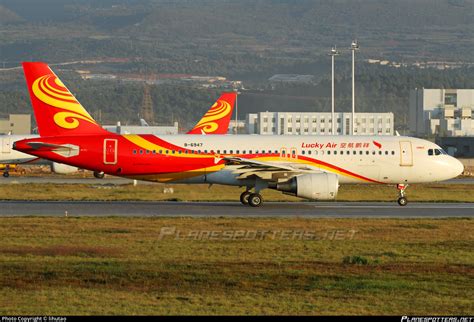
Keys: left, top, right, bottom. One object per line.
{"left": 104, "top": 139, "right": 117, "bottom": 164}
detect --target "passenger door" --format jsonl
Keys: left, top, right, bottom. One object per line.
{"left": 399, "top": 141, "right": 413, "bottom": 166}
{"left": 1, "top": 137, "right": 11, "bottom": 153}
{"left": 103, "top": 139, "right": 118, "bottom": 165}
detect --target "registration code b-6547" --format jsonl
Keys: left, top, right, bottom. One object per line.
{"left": 183, "top": 142, "right": 203, "bottom": 147}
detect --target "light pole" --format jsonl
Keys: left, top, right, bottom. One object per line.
{"left": 234, "top": 89, "right": 240, "bottom": 134}
{"left": 328, "top": 46, "right": 339, "bottom": 135}
{"left": 350, "top": 40, "right": 359, "bottom": 135}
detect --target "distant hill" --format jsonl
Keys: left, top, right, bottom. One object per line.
{"left": 0, "top": 4, "right": 23, "bottom": 24}
{"left": 0, "top": 0, "right": 472, "bottom": 65}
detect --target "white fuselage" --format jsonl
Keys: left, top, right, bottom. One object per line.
{"left": 131, "top": 134, "right": 463, "bottom": 185}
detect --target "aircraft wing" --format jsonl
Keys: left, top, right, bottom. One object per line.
{"left": 223, "top": 156, "right": 321, "bottom": 180}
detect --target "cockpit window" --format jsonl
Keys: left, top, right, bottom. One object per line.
{"left": 428, "top": 148, "right": 447, "bottom": 156}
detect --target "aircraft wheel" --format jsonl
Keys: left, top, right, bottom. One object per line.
{"left": 248, "top": 193, "right": 263, "bottom": 207}
{"left": 397, "top": 197, "right": 408, "bottom": 206}
{"left": 93, "top": 171, "right": 105, "bottom": 179}
{"left": 240, "top": 191, "right": 251, "bottom": 205}
{"left": 3, "top": 172, "right": 9, "bottom": 178}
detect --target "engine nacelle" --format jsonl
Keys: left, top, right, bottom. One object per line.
{"left": 273, "top": 173, "right": 339, "bottom": 200}
{"left": 51, "top": 162, "right": 78, "bottom": 174}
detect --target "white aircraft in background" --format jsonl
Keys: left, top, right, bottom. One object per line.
{"left": 0, "top": 134, "right": 78, "bottom": 177}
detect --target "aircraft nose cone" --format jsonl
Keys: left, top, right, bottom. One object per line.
{"left": 452, "top": 158, "right": 464, "bottom": 177}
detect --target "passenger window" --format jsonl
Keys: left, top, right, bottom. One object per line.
{"left": 302, "top": 150, "right": 306, "bottom": 155}
{"left": 146, "top": 150, "right": 150, "bottom": 154}
{"left": 385, "top": 151, "right": 388, "bottom": 155}
{"left": 353, "top": 151, "right": 357, "bottom": 155}
{"left": 178, "top": 150, "right": 182, "bottom": 154}
{"left": 366, "top": 151, "right": 369, "bottom": 155}
{"left": 391, "top": 151, "right": 395, "bottom": 155}
{"left": 328, "top": 151, "right": 331, "bottom": 155}
{"left": 139, "top": 150, "right": 143, "bottom": 154}
{"left": 428, "top": 149, "right": 433, "bottom": 156}
{"left": 334, "top": 151, "right": 337, "bottom": 155}
{"left": 166, "top": 150, "right": 169, "bottom": 154}
{"left": 133, "top": 150, "right": 137, "bottom": 154}
{"left": 379, "top": 151, "right": 382, "bottom": 155}
{"left": 346, "top": 151, "right": 350, "bottom": 155}
{"left": 172, "top": 150, "right": 176, "bottom": 154}
{"left": 435, "top": 149, "right": 441, "bottom": 156}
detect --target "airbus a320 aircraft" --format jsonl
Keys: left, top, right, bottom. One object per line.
{"left": 0, "top": 82, "right": 236, "bottom": 177}
{"left": 14, "top": 62, "right": 463, "bottom": 207}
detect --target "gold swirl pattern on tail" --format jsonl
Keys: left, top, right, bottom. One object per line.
{"left": 32, "top": 75, "right": 97, "bottom": 129}
{"left": 191, "top": 99, "right": 232, "bottom": 134}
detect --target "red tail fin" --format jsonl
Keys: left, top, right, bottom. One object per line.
{"left": 187, "top": 92, "right": 236, "bottom": 134}
{"left": 22, "top": 62, "right": 107, "bottom": 137}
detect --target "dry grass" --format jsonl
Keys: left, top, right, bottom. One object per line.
{"left": 0, "top": 182, "right": 473, "bottom": 202}
{"left": 0, "top": 217, "right": 472, "bottom": 315}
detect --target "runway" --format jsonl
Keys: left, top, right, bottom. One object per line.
{"left": 1, "top": 201, "right": 473, "bottom": 218}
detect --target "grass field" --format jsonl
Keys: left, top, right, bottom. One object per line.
{"left": 0, "top": 182, "right": 473, "bottom": 202}
{"left": 0, "top": 217, "right": 472, "bottom": 315}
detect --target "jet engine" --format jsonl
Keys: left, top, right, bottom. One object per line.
{"left": 271, "top": 173, "right": 339, "bottom": 200}
{"left": 51, "top": 162, "right": 78, "bottom": 174}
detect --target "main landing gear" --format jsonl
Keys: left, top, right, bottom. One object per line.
{"left": 397, "top": 184, "right": 408, "bottom": 206}
{"left": 240, "top": 190, "right": 263, "bottom": 207}
{"left": 3, "top": 165, "right": 10, "bottom": 178}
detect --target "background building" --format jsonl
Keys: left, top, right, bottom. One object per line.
{"left": 409, "top": 88, "right": 474, "bottom": 136}
{"left": 0, "top": 114, "right": 31, "bottom": 134}
{"left": 104, "top": 122, "right": 179, "bottom": 135}
{"left": 246, "top": 112, "right": 394, "bottom": 135}
{"left": 436, "top": 136, "right": 474, "bottom": 158}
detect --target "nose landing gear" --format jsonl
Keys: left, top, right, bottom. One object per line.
{"left": 397, "top": 184, "right": 408, "bottom": 206}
